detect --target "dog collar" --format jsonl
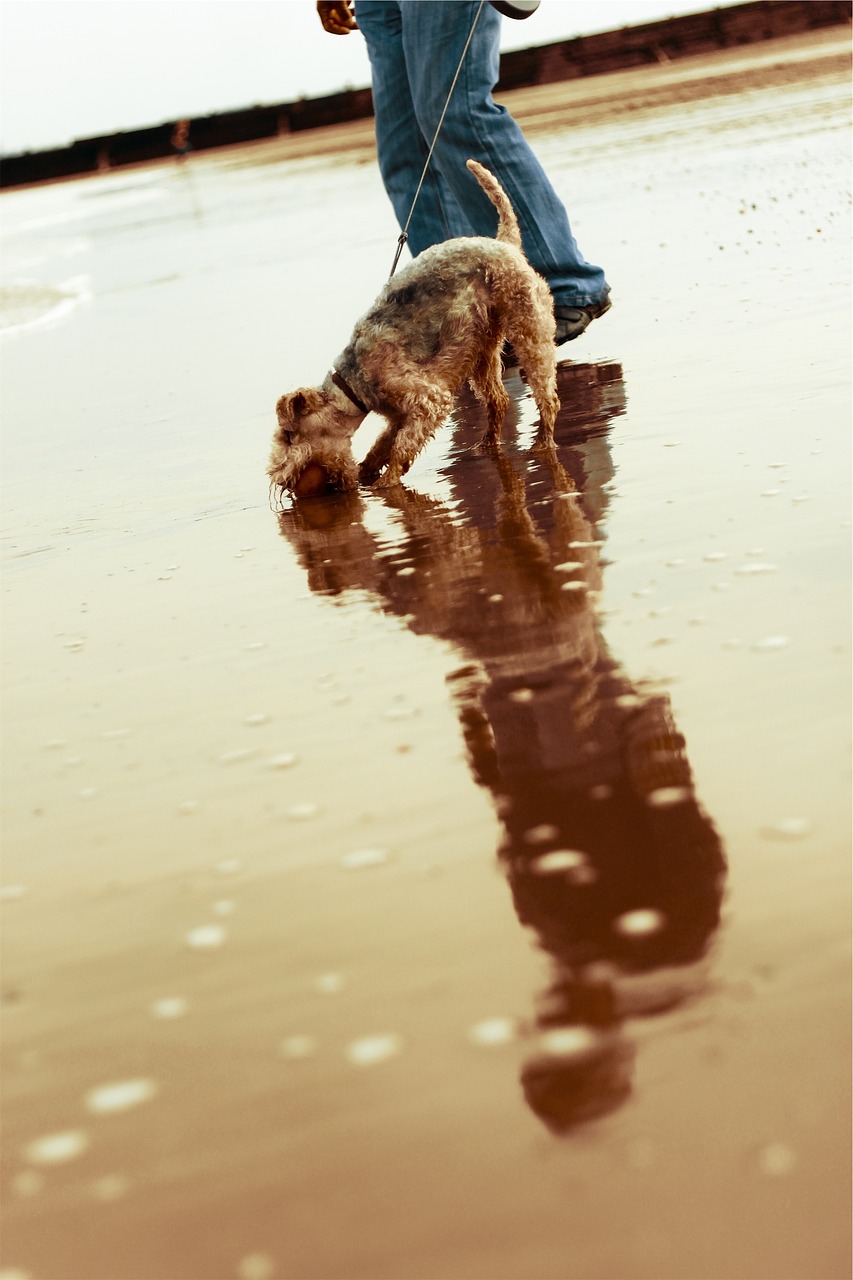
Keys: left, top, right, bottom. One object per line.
{"left": 331, "top": 370, "right": 369, "bottom": 415}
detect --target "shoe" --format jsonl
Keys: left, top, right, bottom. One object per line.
{"left": 501, "top": 341, "right": 519, "bottom": 369}
{"left": 554, "top": 296, "right": 612, "bottom": 345}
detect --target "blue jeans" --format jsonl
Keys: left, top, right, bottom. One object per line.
{"left": 354, "top": 0, "right": 610, "bottom": 309}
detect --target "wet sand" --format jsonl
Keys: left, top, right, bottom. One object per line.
{"left": 1, "top": 27, "right": 851, "bottom": 1280}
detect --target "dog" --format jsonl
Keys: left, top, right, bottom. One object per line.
{"left": 269, "top": 159, "right": 559, "bottom": 499}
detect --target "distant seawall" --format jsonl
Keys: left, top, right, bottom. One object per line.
{"left": 2, "top": 0, "right": 849, "bottom": 190}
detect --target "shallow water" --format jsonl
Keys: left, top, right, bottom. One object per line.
{"left": 1, "top": 29, "right": 850, "bottom": 1280}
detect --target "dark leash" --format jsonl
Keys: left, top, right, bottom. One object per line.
{"left": 387, "top": 0, "right": 540, "bottom": 277}
{"left": 389, "top": 0, "right": 487, "bottom": 277}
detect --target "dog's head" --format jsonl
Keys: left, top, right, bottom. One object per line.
{"left": 268, "top": 387, "right": 359, "bottom": 500}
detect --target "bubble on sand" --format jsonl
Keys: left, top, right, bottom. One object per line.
{"left": 244, "top": 714, "right": 271, "bottom": 727}
{"left": 531, "top": 850, "right": 588, "bottom": 875}
{"left": 244, "top": 641, "right": 267, "bottom": 651}
{"left": 758, "top": 1142, "right": 797, "bottom": 1176}
{"left": 340, "top": 847, "right": 392, "bottom": 871}
{"left": 613, "top": 909, "right": 666, "bottom": 939}
{"left": 703, "top": 551, "right": 728, "bottom": 562}
{"left": 314, "top": 973, "right": 346, "bottom": 995}
{"left": 468, "top": 1017, "right": 517, "bottom": 1047}
{"left": 237, "top": 1253, "right": 276, "bottom": 1280}
{"left": 85, "top": 1078, "right": 158, "bottom": 1115}
{"left": 665, "top": 558, "right": 686, "bottom": 568}
{"left": 345, "top": 1033, "right": 403, "bottom": 1066}
{"left": 92, "top": 1174, "right": 131, "bottom": 1201}
{"left": 177, "top": 800, "right": 199, "bottom": 816}
{"left": 186, "top": 924, "right": 227, "bottom": 950}
{"left": 509, "top": 688, "right": 534, "bottom": 704}
{"left": 752, "top": 635, "right": 791, "bottom": 651}
{"left": 537, "top": 1026, "right": 600, "bottom": 1060}
{"left": 213, "top": 899, "right": 235, "bottom": 916}
{"left": 151, "top": 996, "right": 189, "bottom": 1020}
{"left": 760, "top": 817, "right": 812, "bottom": 841}
{"left": 647, "top": 786, "right": 690, "bottom": 809}
{"left": 735, "top": 563, "right": 777, "bottom": 575}
{"left": 218, "top": 748, "right": 257, "bottom": 766}
{"left": 792, "top": 494, "right": 810, "bottom": 503}
{"left": 216, "top": 858, "right": 243, "bottom": 876}
{"left": 78, "top": 787, "right": 100, "bottom": 800}
{"left": 0, "top": 885, "right": 27, "bottom": 901}
{"left": 279, "top": 1035, "right": 318, "bottom": 1060}
{"left": 267, "top": 753, "right": 299, "bottom": 769}
{"left": 24, "top": 1129, "right": 90, "bottom": 1165}
{"left": 523, "top": 824, "right": 560, "bottom": 846}
{"left": 11, "top": 1170, "right": 44, "bottom": 1197}
{"left": 288, "top": 802, "right": 319, "bottom": 821}
{"left": 760, "top": 489, "right": 781, "bottom": 498}
{"left": 382, "top": 705, "right": 417, "bottom": 721}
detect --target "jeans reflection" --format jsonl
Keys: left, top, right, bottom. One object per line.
{"left": 277, "top": 362, "right": 727, "bottom": 1134}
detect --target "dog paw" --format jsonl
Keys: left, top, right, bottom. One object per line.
{"left": 530, "top": 431, "right": 556, "bottom": 456}
{"left": 370, "top": 469, "right": 405, "bottom": 489}
{"left": 473, "top": 433, "right": 502, "bottom": 456}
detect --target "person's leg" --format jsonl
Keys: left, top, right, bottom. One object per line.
{"left": 400, "top": 0, "right": 609, "bottom": 311}
{"left": 355, "top": 0, "right": 464, "bottom": 255}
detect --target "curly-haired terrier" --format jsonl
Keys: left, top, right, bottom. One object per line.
{"left": 269, "top": 160, "right": 559, "bottom": 498}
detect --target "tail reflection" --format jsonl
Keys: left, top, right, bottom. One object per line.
{"left": 277, "top": 362, "right": 727, "bottom": 1134}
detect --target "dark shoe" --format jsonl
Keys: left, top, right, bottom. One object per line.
{"left": 554, "top": 296, "right": 612, "bottom": 345}
{"left": 501, "top": 341, "right": 519, "bottom": 369}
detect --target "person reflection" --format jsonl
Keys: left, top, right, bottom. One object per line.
{"left": 277, "top": 362, "right": 727, "bottom": 1134}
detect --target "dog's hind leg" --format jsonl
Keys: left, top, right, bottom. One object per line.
{"left": 505, "top": 327, "right": 559, "bottom": 450}
{"left": 468, "top": 346, "right": 510, "bottom": 451}
{"left": 521, "top": 347, "right": 560, "bottom": 450}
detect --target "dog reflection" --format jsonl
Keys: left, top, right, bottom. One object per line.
{"left": 277, "top": 361, "right": 726, "bottom": 1133}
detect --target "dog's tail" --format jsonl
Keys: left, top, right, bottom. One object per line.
{"left": 466, "top": 159, "right": 522, "bottom": 251}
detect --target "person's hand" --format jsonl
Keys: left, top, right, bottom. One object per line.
{"left": 317, "top": 1, "right": 357, "bottom": 35}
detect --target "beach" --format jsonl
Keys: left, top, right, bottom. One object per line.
{"left": 1, "top": 26, "right": 851, "bottom": 1280}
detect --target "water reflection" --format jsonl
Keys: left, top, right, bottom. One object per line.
{"left": 277, "top": 362, "right": 727, "bottom": 1134}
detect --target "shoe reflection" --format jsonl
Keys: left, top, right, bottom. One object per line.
{"left": 277, "top": 361, "right": 726, "bottom": 1135}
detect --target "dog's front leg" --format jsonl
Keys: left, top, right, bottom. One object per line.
{"left": 369, "top": 409, "right": 443, "bottom": 488}
{"left": 358, "top": 418, "right": 400, "bottom": 486}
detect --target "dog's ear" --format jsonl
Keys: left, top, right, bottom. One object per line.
{"left": 276, "top": 388, "right": 324, "bottom": 428}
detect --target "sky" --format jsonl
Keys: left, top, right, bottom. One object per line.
{"left": 0, "top": 0, "right": 744, "bottom": 155}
